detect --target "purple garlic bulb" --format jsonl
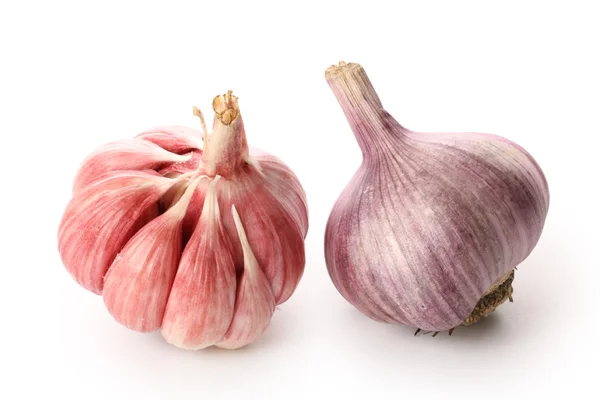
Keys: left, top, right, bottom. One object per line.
{"left": 323, "top": 61, "right": 550, "bottom": 333}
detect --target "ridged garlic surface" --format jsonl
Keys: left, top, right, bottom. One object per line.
{"left": 324, "top": 62, "right": 549, "bottom": 332}
{"left": 57, "top": 91, "right": 308, "bottom": 349}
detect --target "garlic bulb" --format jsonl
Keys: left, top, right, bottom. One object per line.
{"left": 58, "top": 91, "right": 308, "bottom": 349}
{"left": 323, "top": 62, "right": 549, "bottom": 334}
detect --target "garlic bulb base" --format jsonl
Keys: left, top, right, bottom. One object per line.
{"left": 462, "top": 270, "right": 515, "bottom": 327}
{"left": 414, "top": 270, "right": 515, "bottom": 336}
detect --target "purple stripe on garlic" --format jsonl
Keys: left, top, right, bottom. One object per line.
{"left": 324, "top": 61, "right": 549, "bottom": 333}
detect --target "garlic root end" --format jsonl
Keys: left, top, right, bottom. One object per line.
{"left": 462, "top": 270, "right": 515, "bottom": 327}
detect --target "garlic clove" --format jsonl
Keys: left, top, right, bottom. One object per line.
{"left": 186, "top": 91, "right": 308, "bottom": 305}
{"left": 136, "top": 126, "right": 203, "bottom": 154}
{"left": 256, "top": 153, "right": 309, "bottom": 238}
{"left": 234, "top": 194, "right": 305, "bottom": 306}
{"left": 216, "top": 205, "right": 276, "bottom": 349}
{"left": 57, "top": 171, "right": 179, "bottom": 294}
{"left": 102, "top": 177, "right": 203, "bottom": 332}
{"left": 217, "top": 169, "right": 306, "bottom": 305}
{"left": 161, "top": 176, "right": 237, "bottom": 350}
{"left": 72, "top": 138, "right": 192, "bottom": 195}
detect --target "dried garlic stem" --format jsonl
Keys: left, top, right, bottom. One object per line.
{"left": 213, "top": 90, "right": 240, "bottom": 125}
{"left": 201, "top": 90, "right": 249, "bottom": 177}
{"left": 325, "top": 61, "right": 395, "bottom": 159}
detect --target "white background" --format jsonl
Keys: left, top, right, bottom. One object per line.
{"left": 1, "top": 1, "right": 598, "bottom": 399}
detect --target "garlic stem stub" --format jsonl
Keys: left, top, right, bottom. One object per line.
{"left": 324, "top": 61, "right": 549, "bottom": 334}
{"left": 57, "top": 91, "right": 308, "bottom": 350}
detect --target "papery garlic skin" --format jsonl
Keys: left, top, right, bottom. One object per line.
{"left": 324, "top": 62, "right": 549, "bottom": 332}
{"left": 57, "top": 90, "right": 308, "bottom": 349}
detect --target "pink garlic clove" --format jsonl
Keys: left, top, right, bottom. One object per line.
{"left": 102, "top": 177, "right": 203, "bottom": 332}
{"left": 57, "top": 171, "right": 178, "bottom": 294}
{"left": 187, "top": 92, "right": 308, "bottom": 305}
{"left": 161, "top": 177, "right": 237, "bottom": 350}
{"left": 217, "top": 169, "right": 306, "bottom": 305}
{"left": 256, "top": 153, "right": 309, "bottom": 238}
{"left": 72, "top": 138, "right": 192, "bottom": 195}
{"left": 136, "top": 126, "right": 203, "bottom": 154}
{"left": 216, "top": 205, "right": 276, "bottom": 349}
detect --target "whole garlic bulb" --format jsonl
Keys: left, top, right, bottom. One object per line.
{"left": 324, "top": 62, "right": 549, "bottom": 333}
{"left": 58, "top": 91, "right": 308, "bottom": 349}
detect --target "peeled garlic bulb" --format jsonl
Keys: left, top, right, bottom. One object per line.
{"left": 57, "top": 91, "right": 308, "bottom": 349}
{"left": 323, "top": 62, "right": 549, "bottom": 333}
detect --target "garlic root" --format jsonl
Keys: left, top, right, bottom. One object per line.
{"left": 462, "top": 269, "right": 515, "bottom": 327}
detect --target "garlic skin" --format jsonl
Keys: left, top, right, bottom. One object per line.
{"left": 58, "top": 171, "right": 180, "bottom": 294}
{"left": 102, "top": 176, "right": 203, "bottom": 332}
{"left": 161, "top": 177, "right": 237, "bottom": 350}
{"left": 136, "top": 126, "right": 203, "bottom": 154}
{"left": 57, "top": 91, "right": 308, "bottom": 349}
{"left": 72, "top": 138, "right": 191, "bottom": 195}
{"left": 324, "top": 62, "right": 549, "bottom": 332}
{"left": 217, "top": 205, "right": 276, "bottom": 349}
